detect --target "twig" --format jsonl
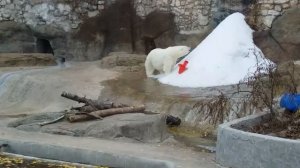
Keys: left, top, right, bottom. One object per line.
{"left": 61, "top": 92, "right": 128, "bottom": 110}
{"left": 39, "top": 115, "right": 65, "bottom": 126}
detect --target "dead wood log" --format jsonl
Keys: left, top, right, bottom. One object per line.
{"left": 71, "top": 105, "right": 97, "bottom": 113}
{"left": 67, "top": 105, "right": 146, "bottom": 122}
{"left": 61, "top": 92, "right": 127, "bottom": 110}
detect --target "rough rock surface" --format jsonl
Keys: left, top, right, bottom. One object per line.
{"left": 253, "top": 30, "right": 288, "bottom": 63}
{"left": 254, "top": 7, "right": 300, "bottom": 63}
{"left": 271, "top": 7, "right": 300, "bottom": 60}
{"left": 8, "top": 112, "right": 169, "bottom": 143}
{"left": 0, "top": 21, "right": 35, "bottom": 53}
{"left": 246, "top": 0, "right": 300, "bottom": 30}
{"left": 277, "top": 60, "right": 300, "bottom": 91}
{"left": 0, "top": 0, "right": 298, "bottom": 61}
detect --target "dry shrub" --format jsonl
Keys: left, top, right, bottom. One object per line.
{"left": 199, "top": 47, "right": 298, "bottom": 125}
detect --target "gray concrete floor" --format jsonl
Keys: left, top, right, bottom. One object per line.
{"left": 0, "top": 126, "right": 217, "bottom": 168}
{"left": 0, "top": 63, "right": 219, "bottom": 168}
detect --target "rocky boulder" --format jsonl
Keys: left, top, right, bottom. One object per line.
{"left": 141, "top": 11, "right": 176, "bottom": 54}
{"left": 271, "top": 7, "right": 300, "bottom": 61}
{"left": 0, "top": 21, "right": 35, "bottom": 53}
{"left": 253, "top": 30, "right": 289, "bottom": 63}
{"left": 0, "top": 0, "right": 210, "bottom": 61}
{"left": 0, "top": 20, "right": 105, "bottom": 61}
{"left": 276, "top": 61, "right": 300, "bottom": 92}
{"left": 8, "top": 112, "right": 169, "bottom": 143}
{"left": 254, "top": 7, "right": 300, "bottom": 63}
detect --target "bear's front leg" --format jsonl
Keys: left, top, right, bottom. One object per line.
{"left": 163, "top": 59, "right": 175, "bottom": 74}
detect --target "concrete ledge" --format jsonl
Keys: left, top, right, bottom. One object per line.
{"left": 0, "top": 127, "right": 216, "bottom": 168}
{"left": 3, "top": 140, "right": 172, "bottom": 168}
{"left": 216, "top": 113, "right": 300, "bottom": 168}
{"left": 0, "top": 128, "right": 174, "bottom": 168}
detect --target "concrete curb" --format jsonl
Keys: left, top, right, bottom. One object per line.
{"left": 216, "top": 113, "right": 300, "bottom": 168}
{"left": 0, "top": 127, "right": 174, "bottom": 168}
{"left": 0, "top": 126, "right": 216, "bottom": 168}
{"left": 1, "top": 140, "right": 173, "bottom": 168}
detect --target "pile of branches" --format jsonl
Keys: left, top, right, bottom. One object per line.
{"left": 39, "top": 92, "right": 181, "bottom": 127}
{"left": 61, "top": 92, "right": 146, "bottom": 122}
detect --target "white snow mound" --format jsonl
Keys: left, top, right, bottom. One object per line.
{"left": 159, "top": 12, "right": 274, "bottom": 88}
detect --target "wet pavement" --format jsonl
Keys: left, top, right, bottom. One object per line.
{"left": 0, "top": 63, "right": 226, "bottom": 168}
{"left": 102, "top": 71, "right": 248, "bottom": 101}
{"left": 0, "top": 127, "right": 218, "bottom": 168}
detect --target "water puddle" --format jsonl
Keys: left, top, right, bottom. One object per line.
{"left": 101, "top": 71, "right": 228, "bottom": 152}
{"left": 168, "top": 126, "right": 216, "bottom": 153}
{"left": 101, "top": 71, "right": 248, "bottom": 102}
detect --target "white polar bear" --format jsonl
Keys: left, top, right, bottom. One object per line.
{"left": 145, "top": 46, "right": 191, "bottom": 77}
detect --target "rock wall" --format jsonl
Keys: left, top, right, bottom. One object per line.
{"left": 136, "top": 0, "right": 299, "bottom": 32}
{"left": 0, "top": 0, "right": 298, "bottom": 61}
{"left": 254, "top": 8, "right": 300, "bottom": 63}
{"left": 134, "top": 0, "right": 218, "bottom": 33}
{"left": 0, "top": 0, "right": 108, "bottom": 60}
{"left": 247, "top": 0, "right": 300, "bottom": 29}
{"left": 0, "top": 0, "right": 105, "bottom": 31}
{"left": 1, "top": 0, "right": 295, "bottom": 32}
{"left": 0, "top": 0, "right": 216, "bottom": 33}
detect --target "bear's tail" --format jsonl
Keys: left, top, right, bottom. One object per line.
{"left": 145, "top": 58, "right": 154, "bottom": 77}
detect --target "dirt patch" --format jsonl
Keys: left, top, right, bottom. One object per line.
{"left": 0, "top": 53, "right": 56, "bottom": 67}
{"left": 0, "top": 153, "right": 109, "bottom": 168}
{"left": 243, "top": 112, "right": 300, "bottom": 139}
{"left": 167, "top": 126, "right": 216, "bottom": 152}
{"left": 100, "top": 52, "right": 146, "bottom": 72}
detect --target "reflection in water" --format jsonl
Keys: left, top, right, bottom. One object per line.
{"left": 168, "top": 126, "right": 216, "bottom": 153}
{"left": 103, "top": 72, "right": 249, "bottom": 152}
{"left": 102, "top": 71, "right": 255, "bottom": 153}
{"left": 104, "top": 71, "right": 248, "bottom": 100}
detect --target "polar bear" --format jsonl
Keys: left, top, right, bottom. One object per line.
{"left": 145, "top": 46, "right": 191, "bottom": 77}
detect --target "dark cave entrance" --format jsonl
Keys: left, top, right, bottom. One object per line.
{"left": 36, "top": 38, "right": 54, "bottom": 55}
{"left": 144, "top": 37, "right": 156, "bottom": 55}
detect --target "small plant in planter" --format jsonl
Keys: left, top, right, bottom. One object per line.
{"left": 235, "top": 48, "right": 300, "bottom": 139}
{"left": 195, "top": 47, "right": 300, "bottom": 139}
{"left": 216, "top": 57, "right": 300, "bottom": 168}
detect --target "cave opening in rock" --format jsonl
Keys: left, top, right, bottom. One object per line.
{"left": 144, "top": 37, "right": 156, "bottom": 55}
{"left": 36, "top": 38, "right": 54, "bottom": 55}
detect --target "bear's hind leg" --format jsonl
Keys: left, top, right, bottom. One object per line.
{"left": 145, "top": 59, "right": 155, "bottom": 77}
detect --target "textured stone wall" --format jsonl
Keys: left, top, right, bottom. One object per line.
{"left": 0, "top": 0, "right": 298, "bottom": 33}
{"left": 133, "top": 0, "right": 299, "bottom": 32}
{"left": 134, "top": 0, "right": 218, "bottom": 33}
{"left": 252, "top": 0, "right": 299, "bottom": 29}
{"left": 0, "top": 0, "right": 298, "bottom": 61}
{"left": 0, "top": 0, "right": 105, "bottom": 31}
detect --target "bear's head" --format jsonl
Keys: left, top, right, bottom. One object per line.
{"left": 168, "top": 46, "right": 191, "bottom": 59}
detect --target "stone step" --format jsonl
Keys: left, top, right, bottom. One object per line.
{"left": 0, "top": 127, "right": 216, "bottom": 168}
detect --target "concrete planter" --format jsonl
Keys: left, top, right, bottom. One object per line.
{"left": 216, "top": 113, "right": 300, "bottom": 168}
